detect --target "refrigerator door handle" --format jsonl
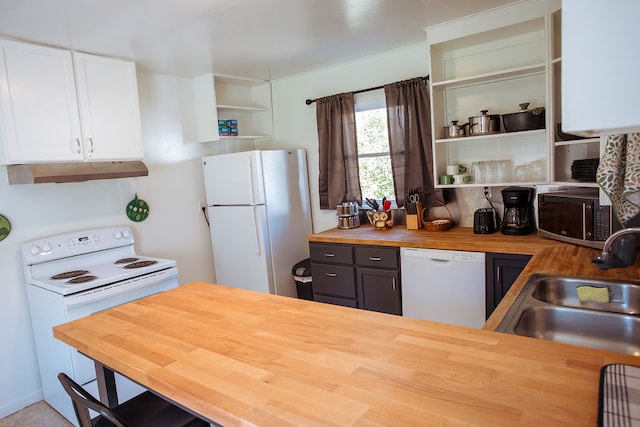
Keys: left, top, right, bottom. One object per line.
{"left": 253, "top": 206, "right": 261, "bottom": 255}
{"left": 248, "top": 156, "right": 256, "bottom": 205}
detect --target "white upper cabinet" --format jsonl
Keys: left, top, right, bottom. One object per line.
{"left": 0, "top": 39, "right": 83, "bottom": 163}
{"left": 562, "top": 0, "right": 640, "bottom": 137}
{"left": 192, "top": 73, "right": 219, "bottom": 143}
{"left": 73, "top": 52, "right": 143, "bottom": 160}
{"left": 549, "top": 8, "right": 600, "bottom": 187}
{"left": 192, "top": 73, "right": 273, "bottom": 143}
{"left": 426, "top": 0, "right": 552, "bottom": 188}
{"left": 425, "top": 0, "right": 596, "bottom": 189}
{"left": 0, "top": 39, "right": 144, "bottom": 164}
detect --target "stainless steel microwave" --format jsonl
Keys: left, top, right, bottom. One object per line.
{"left": 537, "top": 188, "right": 622, "bottom": 249}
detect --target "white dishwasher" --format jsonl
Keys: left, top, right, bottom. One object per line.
{"left": 400, "top": 247, "right": 486, "bottom": 328}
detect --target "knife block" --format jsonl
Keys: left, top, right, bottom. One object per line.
{"left": 406, "top": 202, "right": 423, "bottom": 230}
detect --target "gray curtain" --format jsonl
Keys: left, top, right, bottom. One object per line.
{"left": 384, "top": 77, "right": 442, "bottom": 207}
{"left": 316, "top": 93, "right": 361, "bottom": 209}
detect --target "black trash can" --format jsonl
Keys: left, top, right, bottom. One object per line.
{"left": 292, "top": 258, "right": 313, "bottom": 301}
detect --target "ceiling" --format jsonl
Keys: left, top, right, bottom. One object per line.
{"left": 0, "top": 0, "right": 516, "bottom": 80}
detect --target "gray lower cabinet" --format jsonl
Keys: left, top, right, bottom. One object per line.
{"left": 310, "top": 242, "right": 357, "bottom": 308}
{"left": 485, "top": 252, "right": 532, "bottom": 319}
{"left": 309, "top": 242, "right": 401, "bottom": 314}
{"left": 355, "top": 246, "right": 401, "bottom": 315}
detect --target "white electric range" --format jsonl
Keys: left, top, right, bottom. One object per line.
{"left": 23, "top": 227, "right": 179, "bottom": 425}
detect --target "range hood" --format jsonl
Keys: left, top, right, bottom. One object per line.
{"left": 7, "top": 161, "right": 149, "bottom": 184}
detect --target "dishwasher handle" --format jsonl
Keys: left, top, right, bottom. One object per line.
{"left": 426, "top": 258, "right": 455, "bottom": 268}
{"left": 401, "top": 248, "right": 484, "bottom": 263}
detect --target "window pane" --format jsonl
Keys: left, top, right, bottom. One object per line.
{"left": 358, "top": 155, "right": 394, "bottom": 199}
{"left": 355, "top": 90, "right": 395, "bottom": 202}
{"left": 356, "top": 108, "right": 389, "bottom": 155}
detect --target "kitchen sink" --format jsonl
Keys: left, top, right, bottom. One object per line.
{"left": 496, "top": 274, "right": 640, "bottom": 356}
{"left": 531, "top": 276, "right": 640, "bottom": 315}
{"left": 513, "top": 306, "right": 640, "bottom": 355}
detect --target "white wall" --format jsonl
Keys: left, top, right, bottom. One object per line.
{"left": 0, "top": 177, "right": 129, "bottom": 416}
{"left": 0, "top": 71, "right": 220, "bottom": 418}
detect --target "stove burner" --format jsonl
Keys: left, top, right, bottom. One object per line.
{"left": 123, "top": 260, "right": 158, "bottom": 269}
{"left": 115, "top": 257, "right": 139, "bottom": 264}
{"left": 66, "top": 275, "right": 98, "bottom": 284}
{"left": 51, "top": 270, "right": 90, "bottom": 280}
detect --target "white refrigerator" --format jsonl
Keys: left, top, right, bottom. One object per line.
{"left": 202, "top": 149, "right": 313, "bottom": 296}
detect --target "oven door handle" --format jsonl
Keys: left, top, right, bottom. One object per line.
{"left": 63, "top": 268, "right": 178, "bottom": 309}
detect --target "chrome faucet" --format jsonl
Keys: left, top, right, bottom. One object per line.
{"left": 592, "top": 227, "right": 640, "bottom": 269}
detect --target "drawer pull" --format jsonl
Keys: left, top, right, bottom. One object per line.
{"left": 369, "top": 256, "right": 382, "bottom": 261}
{"left": 325, "top": 272, "right": 337, "bottom": 277}
{"left": 323, "top": 253, "right": 336, "bottom": 257}
{"left": 392, "top": 277, "right": 397, "bottom": 291}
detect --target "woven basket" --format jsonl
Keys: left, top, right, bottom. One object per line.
{"left": 423, "top": 200, "right": 453, "bottom": 231}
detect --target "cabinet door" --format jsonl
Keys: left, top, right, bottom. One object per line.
{"left": 354, "top": 246, "right": 399, "bottom": 269}
{"left": 74, "top": 52, "right": 143, "bottom": 160}
{"left": 309, "top": 242, "right": 354, "bottom": 264}
{"left": 356, "top": 267, "right": 401, "bottom": 315}
{"left": 562, "top": 1, "right": 640, "bottom": 136}
{"left": 0, "top": 39, "right": 82, "bottom": 163}
{"left": 485, "top": 253, "right": 532, "bottom": 318}
{"left": 310, "top": 262, "right": 356, "bottom": 299}
{"left": 192, "top": 73, "right": 220, "bottom": 142}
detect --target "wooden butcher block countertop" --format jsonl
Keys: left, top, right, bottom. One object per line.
{"left": 54, "top": 282, "right": 640, "bottom": 427}
{"left": 308, "top": 226, "right": 640, "bottom": 330}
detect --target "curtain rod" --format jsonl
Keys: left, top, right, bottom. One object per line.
{"left": 305, "top": 75, "right": 429, "bottom": 105}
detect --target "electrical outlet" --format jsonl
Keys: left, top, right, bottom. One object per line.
{"left": 483, "top": 186, "right": 492, "bottom": 200}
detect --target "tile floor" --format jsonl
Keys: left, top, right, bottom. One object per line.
{"left": 0, "top": 401, "right": 72, "bottom": 427}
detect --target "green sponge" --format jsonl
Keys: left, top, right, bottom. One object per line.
{"left": 576, "top": 286, "right": 610, "bottom": 303}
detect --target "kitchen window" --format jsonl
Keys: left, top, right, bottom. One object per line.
{"left": 355, "top": 89, "right": 395, "bottom": 202}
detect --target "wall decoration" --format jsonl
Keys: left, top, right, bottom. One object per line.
{"left": 126, "top": 194, "right": 150, "bottom": 222}
{"left": 0, "top": 214, "right": 11, "bottom": 241}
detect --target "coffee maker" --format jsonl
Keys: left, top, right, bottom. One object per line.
{"left": 501, "top": 187, "right": 534, "bottom": 235}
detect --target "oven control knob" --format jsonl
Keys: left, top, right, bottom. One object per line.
{"left": 122, "top": 229, "right": 130, "bottom": 238}
{"left": 30, "top": 245, "right": 41, "bottom": 255}
{"left": 114, "top": 230, "right": 122, "bottom": 239}
{"left": 42, "top": 242, "right": 52, "bottom": 253}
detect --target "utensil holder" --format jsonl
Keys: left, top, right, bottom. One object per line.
{"left": 406, "top": 202, "right": 423, "bottom": 230}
